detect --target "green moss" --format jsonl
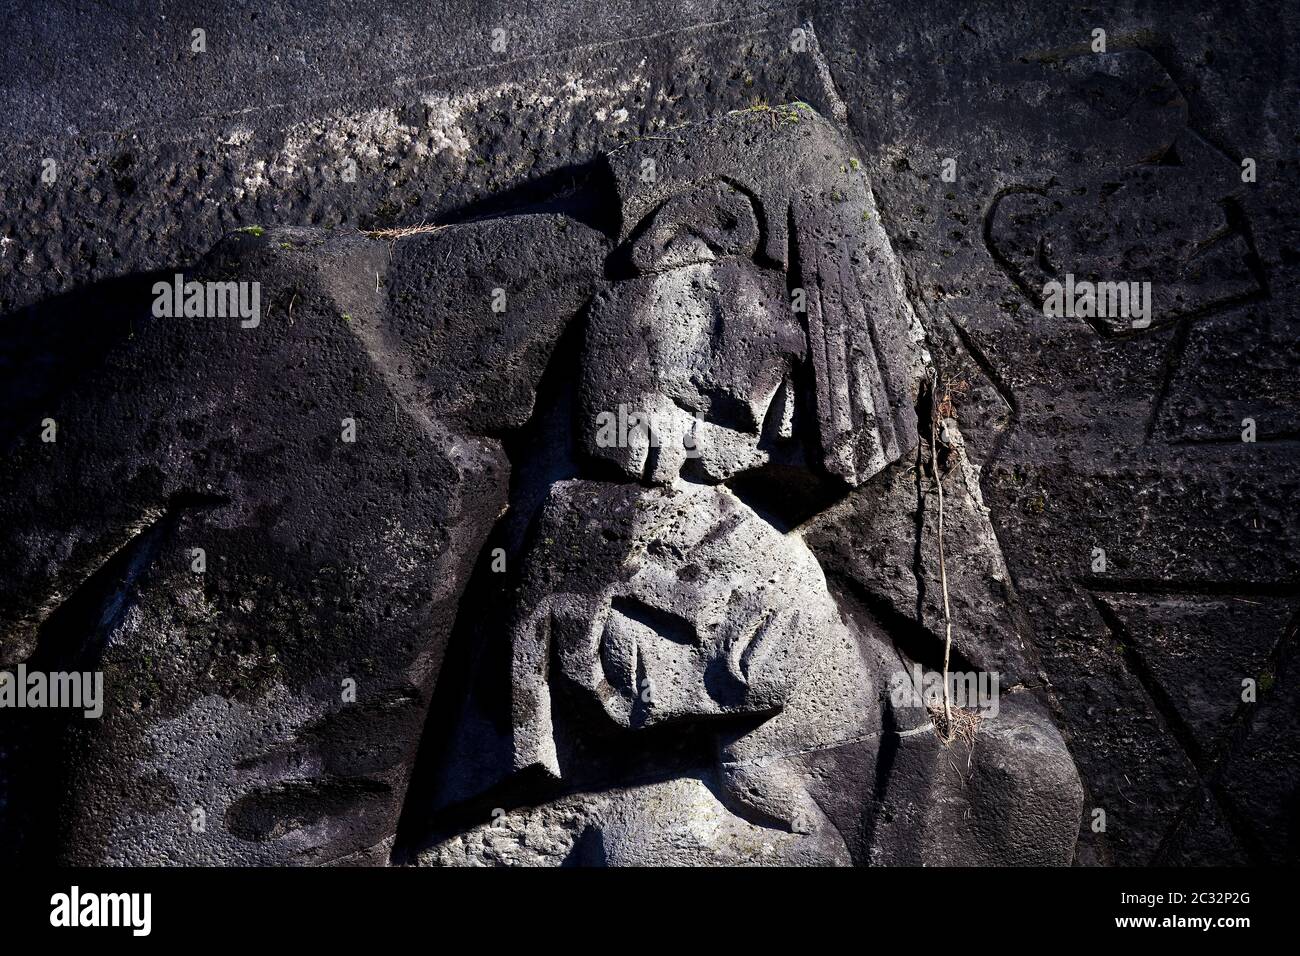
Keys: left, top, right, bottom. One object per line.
{"left": 236, "top": 225, "right": 265, "bottom": 237}
{"left": 371, "top": 197, "right": 403, "bottom": 222}
{"left": 727, "top": 102, "right": 804, "bottom": 125}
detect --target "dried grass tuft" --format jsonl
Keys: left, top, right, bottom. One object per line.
{"left": 929, "top": 703, "right": 982, "bottom": 748}
{"left": 361, "top": 222, "right": 447, "bottom": 241}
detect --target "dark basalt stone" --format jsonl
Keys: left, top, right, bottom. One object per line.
{"left": 2, "top": 1, "right": 1296, "bottom": 869}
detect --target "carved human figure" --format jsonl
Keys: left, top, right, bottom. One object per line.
{"left": 426, "top": 107, "right": 1084, "bottom": 866}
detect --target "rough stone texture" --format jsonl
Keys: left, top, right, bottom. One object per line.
{"left": 868, "top": 695, "right": 1084, "bottom": 866}
{"left": 1, "top": 0, "right": 1296, "bottom": 866}
{"left": 0, "top": 219, "right": 605, "bottom": 863}
{"left": 808, "top": 2, "right": 1299, "bottom": 866}
{"left": 421, "top": 776, "right": 853, "bottom": 867}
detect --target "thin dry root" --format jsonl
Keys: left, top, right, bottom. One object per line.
{"left": 929, "top": 702, "right": 982, "bottom": 749}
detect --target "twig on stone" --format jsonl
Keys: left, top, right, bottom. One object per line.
{"left": 930, "top": 368, "right": 954, "bottom": 735}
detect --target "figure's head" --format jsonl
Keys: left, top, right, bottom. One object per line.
{"left": 509, "top": 481, "right": 846, "bottom": 774}
{"left": 581, "top": 105, "right": 928, "bottom": 489}
{"left": 581, "top": 183, "right": 805, "bottom": 484}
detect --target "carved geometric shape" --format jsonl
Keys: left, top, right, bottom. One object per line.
{"left": 1096, "top": 593, "right": 1292, "bottom": 761}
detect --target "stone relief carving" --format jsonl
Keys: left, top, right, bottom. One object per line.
{"left": 0, "top": 105, "right": 1083, "bottom": 866}
{"left": 420, "top": 106, "right": 1083, "bottom": 865}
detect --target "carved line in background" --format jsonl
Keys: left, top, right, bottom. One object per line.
{"left": 1087, "top": 589, "right": 1298, "bottom": 865}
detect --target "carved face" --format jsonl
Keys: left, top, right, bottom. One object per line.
{"left": 580, "top": 186, "right": 805, "bottom": 484}
{"left": 540, "top": 483, "right": 842, "bottom": 730}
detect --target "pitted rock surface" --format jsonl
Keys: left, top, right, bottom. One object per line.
{"left": 2, "top": 0, "right": 1295, "bottom": 868}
